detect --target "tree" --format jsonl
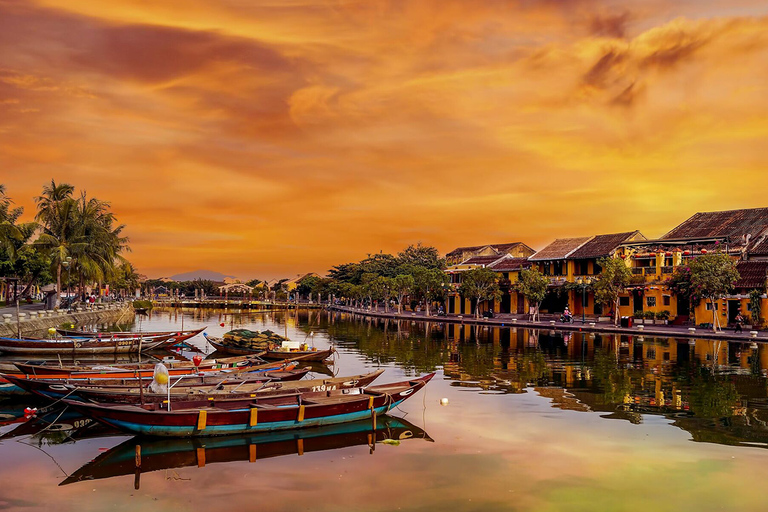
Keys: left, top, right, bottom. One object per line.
{"left": 377, "top": 276, "right": 394, "bottom": 312}
{"left": 397, "top": 243, "right": 444, "bottom": 269}
{"left": 516, "top": 267, "right": 548, "bottom": 322}
{"left": 34, "top": 180, "right": 77, "bottom": 307}
{"left": 689, "top": 252, "right": 740, "bottom": 332}
{"left": 391, "top": 274, "right": 415, "bottom": 314}
{"left": 458, "top": 267, "right": 500, "bottom": 318}
{"left": 668, "top": 265, "right": 696, "bottom": 322}
{"left": 593, "top": 256, "right": 631, "bottom": 325}
{"left": 412, "top": 267, "right": 449, "bottom": 316}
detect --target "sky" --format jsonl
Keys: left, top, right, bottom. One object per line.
{"left": 1, "top": 0, "right": 768, "bottom": 280}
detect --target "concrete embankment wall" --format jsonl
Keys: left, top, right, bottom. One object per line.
{"left": 0, "top": 305, "right": 134, "bottom": 337}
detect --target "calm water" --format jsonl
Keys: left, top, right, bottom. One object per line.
{"left": 2, "top": 308, "right": 768, "bottom": 511}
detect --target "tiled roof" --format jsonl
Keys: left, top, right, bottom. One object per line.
{"left": 489, "top": 257, "right": 531, "bottom": 272}
{"left": 662, "top": 208, "right": 768, "bottom": 241}
{"left": 569, "top": 231, "right": 644, "bottom": 259}
{"left": 748, "top": 236, "right": 768, "bottom": 256}
{"left": 462, "top": 255, "right": 506, "bottom": 266}
{"left": 529, "top": 237, "right": 592, "bottom": 261}
{"left": 734, "top": 261, "right": 768, "bottom": 289}
{"left": 445, "top": 242, "right": 529, "bottom": 257}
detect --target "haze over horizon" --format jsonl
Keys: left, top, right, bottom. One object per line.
{"left": 3, "top": 0, "right": 768, "bottom": 280}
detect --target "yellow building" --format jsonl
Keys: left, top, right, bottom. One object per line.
{"left": 445, "top": 242, "right": 535, "bottom": 266}
{"left": 445, "top": 253, "right": 532, "bottom": 315}
{"left": 529, "top": 231, "right": 645, "bottom": 317}
{"left": 620, "top": 207, "right": 768, "bottom": 326}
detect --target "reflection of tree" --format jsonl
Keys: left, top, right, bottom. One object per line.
{"left": 687, "top": 372, "right": 739, "bottom": 419}
{"left": 515, "top": 350, "right": 548, "bottom": 385}
{"left": 591, "top": 348, "right": 632, "bottom": 405}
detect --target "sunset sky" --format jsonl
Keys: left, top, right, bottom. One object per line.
{"left": 2, "top": 0, "right": 768, "bottom": 279}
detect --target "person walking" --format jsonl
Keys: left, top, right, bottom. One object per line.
{"left": 735, "top": 312, "right": 744, "bottom": 333}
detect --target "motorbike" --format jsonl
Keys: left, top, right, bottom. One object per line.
{"left": 560, "top": 313, "right": 574, "bottom": 323}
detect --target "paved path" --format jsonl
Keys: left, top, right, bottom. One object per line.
{"left": 329, "top": 306, "right": 764, "bottom": 342}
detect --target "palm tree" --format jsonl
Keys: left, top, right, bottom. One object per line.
{"left": 34, "top": 180, "right": 77, "bottom": 307}
{"left": 69, "top": 192, "right": 129, "bottom": 298}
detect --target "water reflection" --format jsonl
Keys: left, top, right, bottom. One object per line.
{"left": 61, "top": 416, "right": 432, "bottom": 489}
{"left": 319, "top": 311, "right": 768, "bottom": 449}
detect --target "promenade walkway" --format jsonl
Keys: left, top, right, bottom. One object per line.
{"left": 328, "top": 305, "right": 766, "bottom": 343}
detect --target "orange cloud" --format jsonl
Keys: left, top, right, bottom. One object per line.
{"left": 1, "top": 0, "right": 768, "bottom": 278}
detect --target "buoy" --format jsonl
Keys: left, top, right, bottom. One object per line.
{"left": 192, "top": 355, "right": 203, "bottom": 367}
{"left": 440, "top": 398, "right": 449, "bottom": 406}
{"left": 155, "top": 373, "right": 169, "bottom": 385}
{"left": 220, "top": 322, "right": 225, "bottom": 327}
{"left": 47, "top": 327, "right": 56, "bottom": 335}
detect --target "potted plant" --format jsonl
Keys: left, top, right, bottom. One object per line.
{"left": 655, "top": 310, "right": 670, "bottom": 325}
{"left": 634, "top": 311, "right": 645, "bottom": 324}
{"left": 644, "top": 310, "right": 656, "bottom": 324}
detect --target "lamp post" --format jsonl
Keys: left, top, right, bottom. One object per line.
{"left": 577, "top": 277, "right": 592, "bottom": 324}
{"left": 62, "top": 256, "right": 73, "bottom": 312}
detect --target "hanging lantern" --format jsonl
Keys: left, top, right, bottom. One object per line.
{"left": 701, "top": 249, "right": 708, "bottom": 254}
{"left": 649, "top": 252, "right": 656, "bottom": 257}
{"left": 220, "top": 322, "right": 225, "bottom": 327}
{"left": 192, "top": 355, "right": 203, "bottom": 368}
{"left": 620, "top": 254, "right": 626, "bottom": 259}
{"left": 683, "top": 250, "right": 690, "bottom": 255}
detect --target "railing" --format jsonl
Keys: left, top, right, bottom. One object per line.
{"left": 644, "top": 267, "right": 658, "bottom": 276}
{"left": 661, "top": 266, "right": 674, "bottom": 274}
{"left": 631, "top": 268, "right": 643, "bottom": 275}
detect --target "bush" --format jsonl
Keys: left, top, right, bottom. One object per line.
{"left": 643, "top": 310, "right": 656, "bottom": 320}
{"left": 656, "top": 310, "right": 670, "bottom": 320}
{"left": 132, "top": 299, "right": 153, "bottom": 310}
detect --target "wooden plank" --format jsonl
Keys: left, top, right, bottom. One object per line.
{"left": 197, "top": 410, "right": 207, "bottom": 430}
{"left": 249, "top": 407, "right": 258, "bottom": 426}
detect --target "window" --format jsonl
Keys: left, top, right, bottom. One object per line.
{"left": 663, "top": 296, "right": 671, "bottom": 306}
{"left": 706, "top": 302, "right": 718, "bottom": 311}
{"left": 619, "top": 296, "right": 630, "bottom": 307}
{"left": 646, "top": 296, "right": 657, "bottom": 307}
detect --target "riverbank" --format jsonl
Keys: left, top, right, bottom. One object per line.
{"left": 0, "top": 303, "right": 133, "bottom": 337}
{"left": 328, "top": 305, "right": 766, "bottom": 342}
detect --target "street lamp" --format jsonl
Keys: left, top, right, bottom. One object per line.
{"left": 577, "top": 277, "right": 593, "bottom": 324}
{"left": 62, "top": 256, "right": 73, "bottom": 312}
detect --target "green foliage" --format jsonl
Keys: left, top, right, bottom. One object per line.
{"left": 411, "top": 266, "right": 449, "bottom": 314}
{"left": 458, "top": 267, "right": 500, "bottom": 318}
{"left": 655, "top": 310, "right": 670, "bottom": 320}
{"left": 667, "top": 265, "right": 694, "bottom": 313}
{"left": 391, "top": 274, "right": 415, "bottom": 313}
{"left": 132, "top": 299, "right": 153, "bottom": 310}
{"left": 396, "top": 243, "right": 444, "bottom": 269}
{"left": 643, "top": 310, "right": 656, "bottom": 320}
{"left": 516, "top": 267, "right": 548, "bottom": 310}
{"left": 593, "top": 256, "right": 631, "bottom": 325}
{"left": 689, "top": 252, "right": 740, "bottom": 331}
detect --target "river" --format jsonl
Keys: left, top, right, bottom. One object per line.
{"left": 1, "top": 307, "right": 767, "bottom": 511}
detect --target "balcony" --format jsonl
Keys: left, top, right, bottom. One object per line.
{"left": 644, "top": 267, "right": 658, "bottom": 276}
{"left": 661, "top": 266, "right": 674, "bottom": 274}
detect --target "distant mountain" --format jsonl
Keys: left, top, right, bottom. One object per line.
{"left": 170, "top": 270, "right": 236, "bottom": 282}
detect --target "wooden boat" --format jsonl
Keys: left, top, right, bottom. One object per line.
{"left": 65, "top": 373, "right": 435, "bottom": 437}
{"left": 60, "top": 415, "right": 432, "bottom": 487}
{"left": 0, "top": 335, "right": 170, "bottom": 355}
{"left": 205, "top": 334, "right": 335, "bottom": 362}
{"left": 10, "top": 353, "right": 291, "bottom": 380}
{"left": 1, "top": 365, "right": 310, "bottom": 401}
{"left": 56, "top": 327, "right": 205, "bottom": 340}
{"left": 62, "top": 369, "right": 385, "bottom": 405}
